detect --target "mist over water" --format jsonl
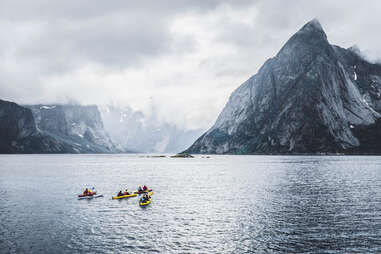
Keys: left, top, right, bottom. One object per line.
{"left": 0, "top": 155, "right": 380, "bottom": 253}
{"left": 99, "top": 105, "right": 204, "bottom": 153}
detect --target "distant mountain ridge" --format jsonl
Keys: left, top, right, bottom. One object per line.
{"left": 0, "top": 100, "right": 120, "bottom": 153}
{"left": 0, "top": 100, "right": 72, "bottom": 153}
{"left": 0, "top": 100, "right": 202, "bottom": 154}
{"left": 185, "top": 19, "right": 381, "bottom": 154}
{"left": 26, "top": 104, "right": 119, "bottom": 153}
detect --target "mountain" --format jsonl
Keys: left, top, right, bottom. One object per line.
{"left": 185, "top": 19, "right": 381, "bottom": 154}
{"left": 99, "top": 105, "right": 203, "bottom": 153}
{"left": 0, "top": 99, "right": 200, "bottom": 154}
{"left": 0, "top": 100, "right": 73, "bottom": 153}
{"left": 0, "top": 99, "right": 121, "bottom": 153}
{"left": 26, "top": 104, "right": 119, "bottom": 153}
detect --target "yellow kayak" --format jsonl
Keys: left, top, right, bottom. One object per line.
{"left": 139, "top": 191, "right": 153, "bottom": 206}
{"left": 139, "top": 198, "right": 152, "bottom": 206}
{"left": 112, "top": 193, "right": 138, "bottom": 200}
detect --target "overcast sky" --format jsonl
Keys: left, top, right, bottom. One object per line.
{"left": 1, "top": 0, "right": 381, "bottom": 130}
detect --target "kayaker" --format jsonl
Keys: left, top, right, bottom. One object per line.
{"left": 83, "top": 188, "right": 89, "bottom": 195}
{"left": 138, "top": 186, "right": 143, "bottom": 192}
{"left": 117, "top": 190, "right": 123, "bottom": 196}
{"left": 124, "top": 189, "right": 130, "bottom": 195}
{"left": 143, "top": 185, "right": 147, "bottom": 191}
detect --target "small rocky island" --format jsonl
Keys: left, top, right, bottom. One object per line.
{"left": 170, "top": 153, "right": 194, "bottom": 158}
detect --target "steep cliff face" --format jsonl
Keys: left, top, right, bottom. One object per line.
{"left": 0, "top": 100, "right": 70, "bottom": 153}
{"left": 26, "top": 105, "right": 119, "bottom": 153}
{"left": 186, "top": 19, "right": 381, "bottom": 154}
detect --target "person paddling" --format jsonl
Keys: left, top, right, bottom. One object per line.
{"left": 142, "top": 194, "right": 150, "bottom": 202}
{"left": 117, "top": 190, "right": 123, "bottom": 197}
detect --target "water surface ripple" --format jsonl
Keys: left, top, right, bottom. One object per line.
{"left": 0, "top": 155, "right": 380, "bottom": 253}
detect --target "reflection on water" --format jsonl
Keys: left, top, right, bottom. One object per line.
{"left": 0, "top": 155, "right": 380, "bottom": 253}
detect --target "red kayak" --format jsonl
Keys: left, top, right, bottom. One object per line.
{"left": 78, "top": 192, "right": 97, "bottom": 197}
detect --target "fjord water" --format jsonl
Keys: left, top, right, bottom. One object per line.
{"left": 0, "top": 155, "right": 380, "bottom": 253}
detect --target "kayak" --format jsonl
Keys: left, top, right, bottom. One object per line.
{"left": 134, "top": 189, "right": 152, "bottom": 194}
{"left": 139, "top": 198, "right": 151, "bottom": 206}
{"left": 139, "top": 191, "right": 153, "bottom": 206}
{"left": 112, "top": 193, "right": 138, "bottom": 200}
{"left": 78, "top": 194, "right": 103, "bottom": 200}
{"left": 78, "top": 192, "right": 97, "bottom": 197}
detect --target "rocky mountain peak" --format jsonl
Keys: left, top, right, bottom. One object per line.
{"left": 287, "top": 19, "right": 327, "bottom": 45}
{"left": 185, "top": 20, "right": 381, "bottom": 155}
{"left": 275, "top": 19, "right": 331, "bottom": 69}
{"left": 299, "top": 18, "right": 325, "bottom": 34}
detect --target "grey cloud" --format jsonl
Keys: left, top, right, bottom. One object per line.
{"left": 1, "top": 0, "right": 231, "bottom": 72}
{"left": 1, "top": 0, "right": 381, "bottom": 130}
{"left": 0, "top": 1, "right": 248, "bottom": 22}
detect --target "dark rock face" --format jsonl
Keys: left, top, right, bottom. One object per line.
{"left": 26, "top": 105, "right": 119, "bottom": 153}
{"left": 0, "top": 100, "right": 69, "bottom": 153}
{"left": 1, "top": 100, "right": 199, "bottom": 154}
{"left": 0, "top": 100, "right": 119, "bottom": 153}
{"left": 186, "top": 19, "right": 381, "bottom": 154}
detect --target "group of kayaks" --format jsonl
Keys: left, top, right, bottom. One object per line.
{"left": 77, "top": 186, "right": 153, "bottom": 206}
